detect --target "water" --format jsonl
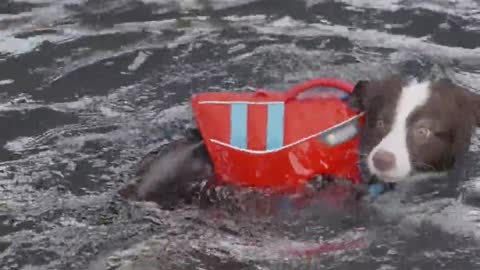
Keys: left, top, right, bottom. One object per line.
{"left": 2, "top": 0, "right": 480, "bottom": 269}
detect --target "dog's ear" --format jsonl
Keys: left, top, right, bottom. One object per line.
{"left": 347, "top": 80, "right": 370, "bottom": 111}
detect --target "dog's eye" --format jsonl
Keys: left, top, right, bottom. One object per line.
{"left": 416, "top": 127, "right": 432, "bottom": 138}
{"left": 376, "top": 120, "right": 385, "bottom": 129}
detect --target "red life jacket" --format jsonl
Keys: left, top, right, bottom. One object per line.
{"left": 191, "top": 78, "right": 365, "bottom": 193}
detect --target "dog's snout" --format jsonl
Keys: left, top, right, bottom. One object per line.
{"left": 372, "top": 150, "right": 396, "bottom": 172}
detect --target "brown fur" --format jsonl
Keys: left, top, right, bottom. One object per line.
{"left": 349, "top": 76, "right": 480, "bottom": 180}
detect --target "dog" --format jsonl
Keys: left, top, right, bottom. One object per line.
{"left": 120, "top": 76, "right": 480, "bottom": 207}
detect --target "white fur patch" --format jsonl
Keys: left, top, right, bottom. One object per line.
{"left": 367, "top": 80, "right": 432, "bottom": 181}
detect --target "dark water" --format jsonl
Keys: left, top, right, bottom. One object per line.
{"left": 2, "top": 0, "right": 480, "bottom": 269}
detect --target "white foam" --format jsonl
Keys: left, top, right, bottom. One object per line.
{"left": 4, "top": 136, "right": 35, "bottom": 152}
{"left": 50, "top": 96, "right": 98, "bottom": 111}
{"left": 111, "top": 19, "right": 177, "bottom": 34}
{"left": 223, "top": 14, "right": 266, "bottom": 22}
{"left": 0, "top": 79, "right": 14, "bottom": 85}
{"left": 307, "top": 0, "right": 480, "bottom": 19}
{"left": 59, "top": 217, "right": 87, "bottom": 228}
{"left": 270, "top": 16, "right": 305, "bottom": 28}
{"left": 55, "top": 133, "right": 110, "bottom": 149}
{"left": 228, "top": 43, "right": 246, "bottom": 54}
{"left": 127, "top": 51, "right": 151, "bottom": 71}
{"left": 11, "top": 0, "right": 60, "bottom": 3}
{"left": 0, "top": 36, "right": 48, "bottom": 55}
{"left": 0, "top": 102, "right": 44, "bottom": 112}
{"left": 99, "top": 106, "right": 122, "bottom": 117}
{"left": 307, "top": 0, "right": 402, "bottom": 10}
{"left": 142, "top": 0, "right": 259, "bottom": 11}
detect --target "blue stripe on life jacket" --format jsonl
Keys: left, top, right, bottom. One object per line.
{"left": 266, "top": 103, "right": 285, "bottom": 150}
{"left": 230, "top": 103, "right": 248, "bottom": 149}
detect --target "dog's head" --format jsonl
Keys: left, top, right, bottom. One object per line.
{"left": 348, "top": 76, "right": 480, "bottom": 183}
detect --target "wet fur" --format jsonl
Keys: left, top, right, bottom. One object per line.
{"left": 119, "top": 130, "right": 216, "bottom": 209}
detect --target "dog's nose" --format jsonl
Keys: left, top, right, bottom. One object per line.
{"left": 372, "top": 150, "right": 395, "bottom": 172}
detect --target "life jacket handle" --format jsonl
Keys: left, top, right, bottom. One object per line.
{"left": 284, "top": 78, "right": 355, "bottom": 102}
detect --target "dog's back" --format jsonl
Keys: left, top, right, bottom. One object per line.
{"left": 119, "top": 131, "right": 215, "bottom": 209}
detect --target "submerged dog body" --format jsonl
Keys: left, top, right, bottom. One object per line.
{"left": 122, "top": 76, "right": 480, "bottom": 206}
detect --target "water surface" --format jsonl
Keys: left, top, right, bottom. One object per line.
{"left": 2, "top": 0, "right": 480, "bottom": 269}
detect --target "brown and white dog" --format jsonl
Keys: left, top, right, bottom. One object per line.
{"left": 349, "top": 76, "right": 480, "bottom": 185}
{"left": 121, "top": 75, "right": 480, "bottom": 207}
